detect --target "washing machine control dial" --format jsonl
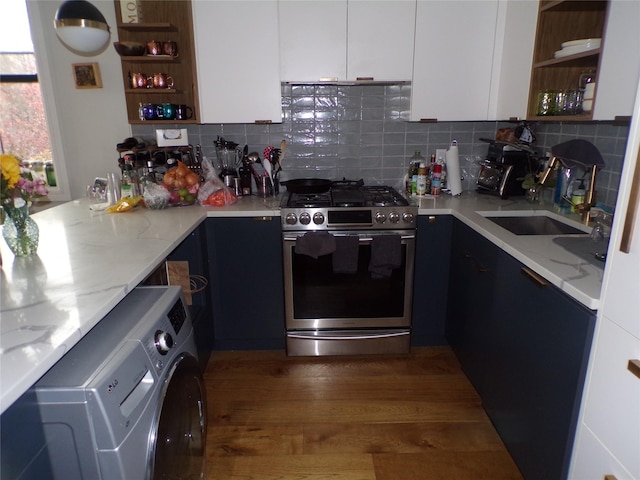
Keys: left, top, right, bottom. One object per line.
{"left": 154, "top": 330, "right": 174, "bottom": 355}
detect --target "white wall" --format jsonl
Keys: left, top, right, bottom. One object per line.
{"left": 27, "top": 0, "right": 130, "bottom": 200}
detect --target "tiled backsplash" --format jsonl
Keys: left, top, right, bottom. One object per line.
{"left": 132, "top": 84, "right": 630, "bottom": 211}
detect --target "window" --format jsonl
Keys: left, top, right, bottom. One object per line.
{"left": 1, "top": 0, "right": 56, "bottom": 190}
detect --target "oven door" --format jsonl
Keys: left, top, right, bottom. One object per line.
{"left": 282, "top": 230, "right": 415, "bottom": 330}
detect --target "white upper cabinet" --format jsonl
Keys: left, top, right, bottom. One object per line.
{"left": 410, "top": 1, "right": 500, "bottom": 121}
{"left": 279, "top": 0, "right": 415, "bottom": 82}
{"left": 347, "top": 0, "right": 416, "bottom": 81}
{"left": 487, "top": 0, "right": 538, "bottom": 121}
{"left": 192, "top": 1, "right": 282, "bottom": 124}
{"left": 279, "top": 1, "right": 347, "bottom": 81}
{"left": 593, "top": 0, "right": 640, "bottom": 120}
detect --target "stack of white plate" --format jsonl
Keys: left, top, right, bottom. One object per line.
{"left": 554, "top": 38, "right": 601, "bottom": 58}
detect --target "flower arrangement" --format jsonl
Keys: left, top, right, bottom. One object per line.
{"left": 1, "top": 154, "right": 48, "bottom": 256}
{"left": 1, "top": 154, "right": 48, "bottom": 213}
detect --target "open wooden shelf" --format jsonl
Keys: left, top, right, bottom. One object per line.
{"left": 114, "top": 1, "right": 199, "bottom": 124}
{"left": 526, "top": 0, "right": 609, "bottom": 121}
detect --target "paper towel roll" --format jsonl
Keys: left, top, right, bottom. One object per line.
{"left": 445, "top": 143, "right": 463, "bottom": 196}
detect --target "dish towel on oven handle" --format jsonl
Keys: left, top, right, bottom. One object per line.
{"left": 295, "top": 232, "right": 336, "bottom": 259}
{"left": 332, "top": 235, "right": 360, "bottom": 274}
{"left": 368, "top": 234, "right": 401, "bottom": 279}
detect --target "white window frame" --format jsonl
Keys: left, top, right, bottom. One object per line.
{"left": 25, "top": 0, "right": 71, "bottom": 202}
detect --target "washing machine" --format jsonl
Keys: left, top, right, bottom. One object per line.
{"left": 32, "top": 286, "right": 207, "bottom": 479}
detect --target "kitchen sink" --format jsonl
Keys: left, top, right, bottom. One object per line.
{"left": 478, "top": 211, "right": 590, "bottom": 236}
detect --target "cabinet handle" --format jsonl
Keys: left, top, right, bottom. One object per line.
{"left": 628, "top": 359, "right": 640, "bottom": 380}
{"left": 254, "top": 120, "right": 273, "bottom": 125}
{"left": 472, "top": 261, "right": 488, "bottom": 274}
{"left": 356, "top": 77, "right": 374, "bottom": 81}
{"left": 419, "top": 118, "right": 438, "bottom": 123}
{"left": 604, "top": 475, "right": 618, "bottom": 480}
{"left": 252, "top": 216, "right": 272, "bottom": 221}
{"left": 620, "top": 146, "right": 640, "bottom": 253}
{"left": 520, "top": 266, "right": 549, "bottom": 287}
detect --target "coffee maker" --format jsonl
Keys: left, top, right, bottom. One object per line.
{"left": 476, "top": 140, "right": 535, "bottom": 199}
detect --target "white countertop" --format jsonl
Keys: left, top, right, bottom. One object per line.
{"left": 0, "top": 191, "right": 603, "bottom": 413}
{"left": 0, "top": 195, "right": 280, "bottom": 414}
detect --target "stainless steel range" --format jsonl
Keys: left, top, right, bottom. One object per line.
{"left": 281, "top": 180, "right": 418, "bottom": 356}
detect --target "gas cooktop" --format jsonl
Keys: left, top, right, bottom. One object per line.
{"left": 283, "top": 181, "right": 410, "bottom": 209}
{"left": 281, "top": 180, "right": 417, "bottom": 231}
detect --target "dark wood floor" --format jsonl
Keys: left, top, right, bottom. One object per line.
{"left": 203, "top": 347, "right": 523, "bottom": 480}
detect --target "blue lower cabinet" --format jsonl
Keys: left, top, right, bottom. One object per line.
{"left": 166, "top": 222, "right": 213, "bottom": 370}
{"left": 487, "top": 252, "right": 595, "bottom": 480}
{"left": 411, "top": 215, "right": 452, "bottom": 346}
{"left": 205, "top": 217, "right": 286, "bottom": 350}
{"left": 446, "top": 220, "right": 596, "bottom": 480}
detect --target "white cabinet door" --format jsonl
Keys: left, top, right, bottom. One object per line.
{"left": 347, "top": 0, "right": 415, "bottom": 81}
{"left": 570, "top": 76, "right": 640, "bottom": 480}
{"left": 279, "top": 1, "right": 347, "bottom": 81}
{"left": 193, "top": 1, "right": 282, "bottom": 124}
{"left": 487, "top": 0, "right": 537, "bottom": 121}
{"left": 593, "top": 0, "right": 640, "bottom": 120}
{"left": 411, "top": 0, "right": 499, "bottom": 121}
{"left": 576, "top": 317, "right": 640, "bottom": 479}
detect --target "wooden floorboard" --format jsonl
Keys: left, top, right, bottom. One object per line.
{"left": 203, "top": 347, "right": 523, "bottom": 480}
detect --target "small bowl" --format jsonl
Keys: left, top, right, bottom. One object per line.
{"left": 113, "top": 41, "right": 146, "bottom": 56}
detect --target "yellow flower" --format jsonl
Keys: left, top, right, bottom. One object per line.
{"left": 1, "top": 154, "right": 21, "bottom": 189}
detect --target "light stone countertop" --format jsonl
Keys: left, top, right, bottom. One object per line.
{"left": 0, "top": 191, "right": 603, "bottom": 413}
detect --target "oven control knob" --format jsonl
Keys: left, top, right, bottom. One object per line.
{"left": 285, "top": 212, "right": 298, "bottom": 225}
{"left": 154, "top": 330, "right": 174, "bottom": 355}
{"left": 375, "top": 211, "right": 386, "bottom": 224}
{"left": 312, "top": 212, "right": 325, "bottom": 225}
{"left": 388, "top": 211, "right": 400, "bottom": 224}
{"left": 299, "top": 212, "right": 311, "bottom": 225}
{"left": 402, "top": 211, "right": 415, "bottom": 224}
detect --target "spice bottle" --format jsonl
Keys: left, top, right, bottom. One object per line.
{"left": 431, "top": 163, "right": 443, "bottom": 195}
{"left": 416, "top": 162, "right": 427, "bottom": 195}
{"left": 409, "top": 151, "right": 425, "bottom": 195}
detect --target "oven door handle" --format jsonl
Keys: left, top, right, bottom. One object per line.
{"left": 287, "top": 330, "right": 410, "bottom": 341}
{"left": 283, "top": 234, "right": 415, "bottom": 242}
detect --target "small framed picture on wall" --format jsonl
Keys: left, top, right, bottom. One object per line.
{"left": 72, "top": 63, "right": 102, "bottom": 89}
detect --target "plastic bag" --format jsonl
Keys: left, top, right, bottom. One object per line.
{"left": 197, "top": 156, "right": 237, "bottom": 206}
{"left": 143, "top": 183, "right": 171, "bottom": 209}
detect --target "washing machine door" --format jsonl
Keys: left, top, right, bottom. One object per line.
{"left": 152, "top": 354, "right": 206, "bottom": 480}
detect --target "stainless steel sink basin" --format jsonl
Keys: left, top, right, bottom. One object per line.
{"left": 478, "top": 211, "right": 590, "bottom": 236}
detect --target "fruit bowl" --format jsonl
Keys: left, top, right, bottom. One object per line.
{"left": 113, "top": 41, "right": 146, "bottom": 56}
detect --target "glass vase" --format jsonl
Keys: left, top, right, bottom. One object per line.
{"left": 2, "top": 205, "right": 39, "bottom": 256}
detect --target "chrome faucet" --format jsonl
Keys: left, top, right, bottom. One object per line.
{"left": 536, "top": 140, "right": 605, "bottom": 225}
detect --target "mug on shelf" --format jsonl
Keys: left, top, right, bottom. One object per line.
{"left": 131, "top": 72, "right": 148, "bottom": 89}
{"left": 161, "top": 103, "right": 175, "bottom": 120}
{"left": 139, "top": 103, "right": 157, "bottom": 121}
{"left": 151, "top": 73, "right": 174, "bottom": 89}
{"left": 162, "top": 41, "right": 178, "bottom": 56}
{"left": 146, "top": 40, "right": 163, "bottom": 56}
{"left": 174, "top": 104, "right": 193, "bottom": 120}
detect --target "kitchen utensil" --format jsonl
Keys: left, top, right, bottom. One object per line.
{"left": 279, "top": 140, "right": 286, "bottom": 165}
{"left": 280, "top": 178, "right": 332, "bottom": 194}
{"left": 248, "top": 152, "right": 260, "bottom": 163}
{"left": 264, "top": 157, "right": 272, "bottom": 179}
